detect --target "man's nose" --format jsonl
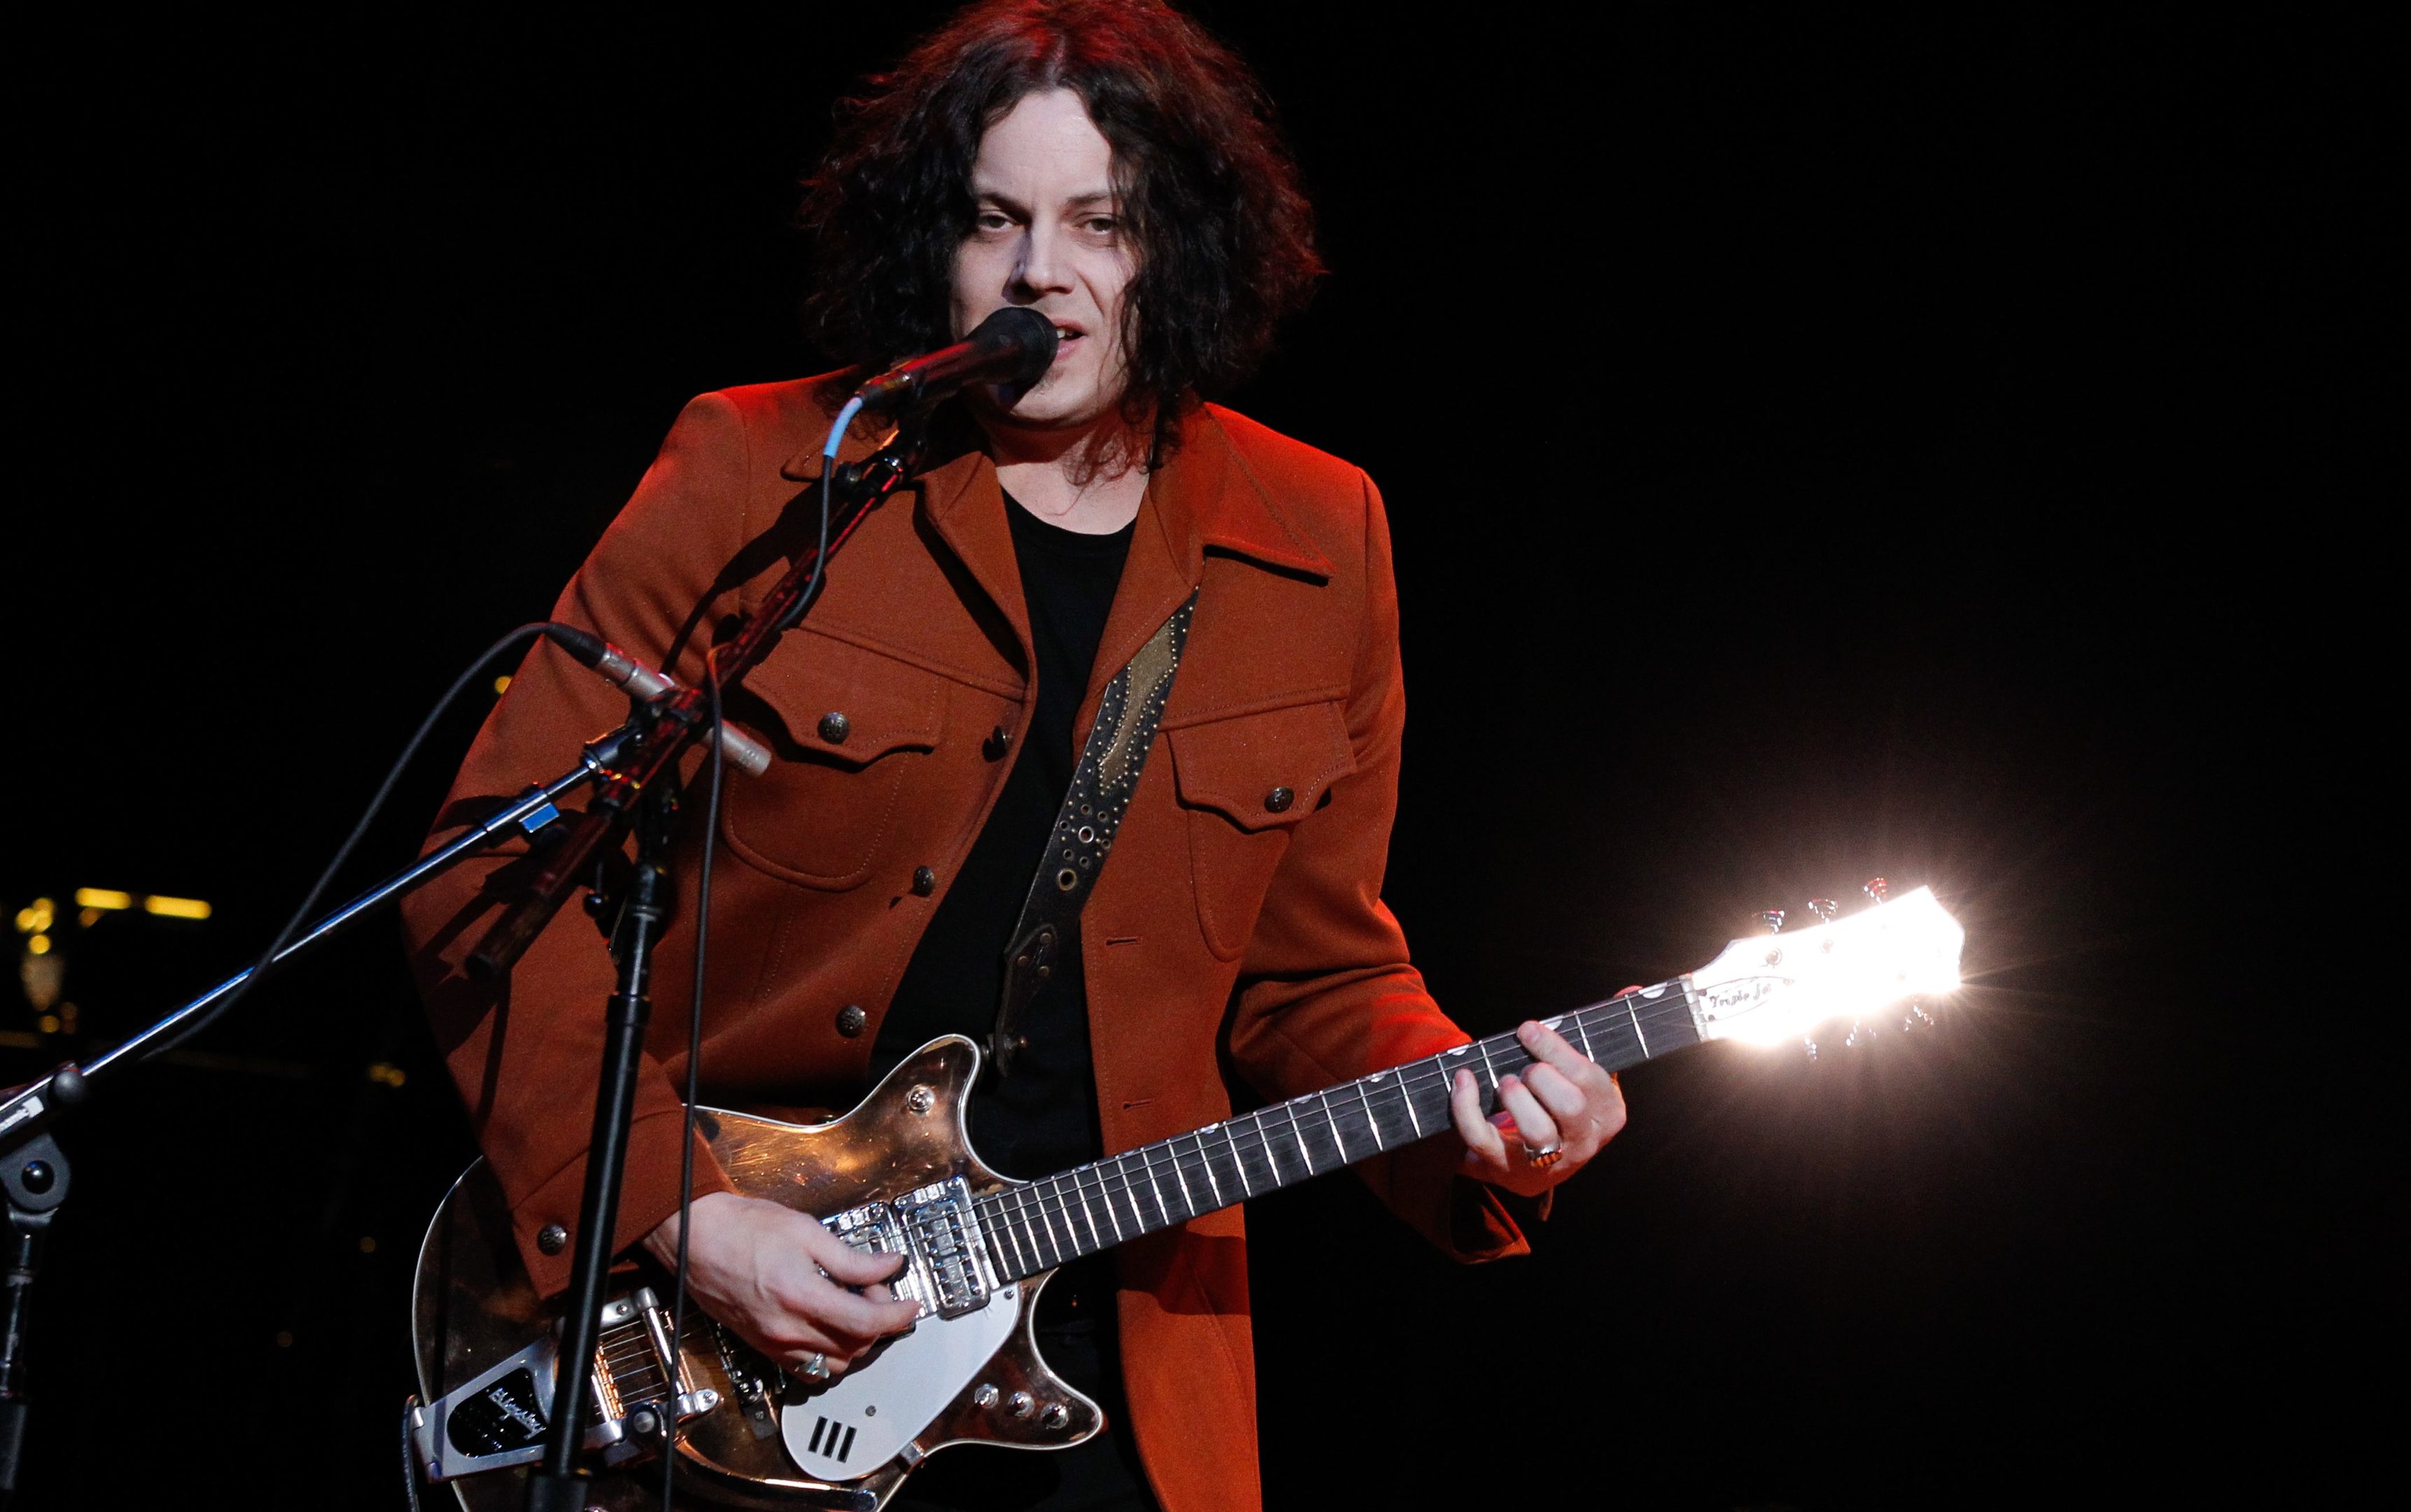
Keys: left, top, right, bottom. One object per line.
{"left": 1014, "top": 224, "right": 1073, "bottom": 297}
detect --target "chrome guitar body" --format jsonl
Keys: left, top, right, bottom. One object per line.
{"left": 412, "top": 1037, "right": 1100, "bottom": 1511}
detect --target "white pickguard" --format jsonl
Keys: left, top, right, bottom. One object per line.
{"left": 781, "top": 1282, "right": 1023, "bottom": 1479}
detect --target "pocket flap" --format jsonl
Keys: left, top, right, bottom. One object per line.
{"left": 1167, "top": 701, "right": 1355, "bottom": 832}
{"left": 741, "top": 631, "right": 945, "bottom": 763}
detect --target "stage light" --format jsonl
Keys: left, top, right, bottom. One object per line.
{"left": 142, "top": 895, "right": 213, "bottom": 920}
{"left": 14, "top": 899, "right": 53, "bottom": 934}
{"left": 74, "top": 888, "right": 134, "bottom": 911}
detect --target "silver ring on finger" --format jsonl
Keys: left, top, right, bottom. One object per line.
{"left": 1523, "top": 1141, "right": 1565, "bottom": 1170}
{"left": 799, "top": 1352, "right": 832, "bottom": 1382}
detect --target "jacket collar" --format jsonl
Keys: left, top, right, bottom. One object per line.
{"left": 778, "top": 402, "right": 1332, "bottom": 726}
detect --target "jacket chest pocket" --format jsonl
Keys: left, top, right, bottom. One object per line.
{"left": 720, "top": 634, "right": 947, "bottom": 890}
{"left": 1166, "top": 700, "right": 1356, "bottom": 960}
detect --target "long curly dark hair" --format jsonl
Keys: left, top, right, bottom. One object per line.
{"left": 800, "top": 0, "right": 1322, "bottom": 457}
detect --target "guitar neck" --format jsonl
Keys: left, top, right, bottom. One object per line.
{"left": 972, "top": 979, "right": 1703, "bottom": 1282}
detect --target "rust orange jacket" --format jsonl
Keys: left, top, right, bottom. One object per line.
{"left": 398, "top": 378, "right": 1530, "bottom": 1512}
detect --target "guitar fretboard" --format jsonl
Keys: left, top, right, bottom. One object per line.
{"left": 970, "top": 979, "right": 1701, "bottom": 1282}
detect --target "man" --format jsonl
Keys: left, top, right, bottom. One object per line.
{"left": 402, "top": 4, "right": 1624, "bottom": 1508}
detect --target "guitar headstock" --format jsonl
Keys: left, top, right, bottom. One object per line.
{"left": 1689, "top": 885, "right": 1963, "bottom": 1046}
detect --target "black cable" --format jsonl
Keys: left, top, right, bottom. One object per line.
{"left": 664, "top": 447, "right": 834, "bottom": 1501}
{"left": 146, "top": 622, "right": 556, "bottom": 1061}
{"left": 662, "top": 642, "right": 725, "bottom": 1511}
{"left": 776, "top": 449, "right": 840, "bottom": 631}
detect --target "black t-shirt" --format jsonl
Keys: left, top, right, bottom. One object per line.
{"left": 869, "top": 494, "right": 1161, "bottom": 1511}
{"left": 869, "top": 495, "right": 1134, "bottom": 1184}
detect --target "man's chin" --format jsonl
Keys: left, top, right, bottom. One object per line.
{"left": 976, "top": 386, "right": 1121, "bottom": 433}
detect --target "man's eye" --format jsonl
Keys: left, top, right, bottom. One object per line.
{"left": 1083, "top": 217, "right": 1117, "bottom": 235}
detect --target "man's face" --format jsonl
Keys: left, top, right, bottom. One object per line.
{"left": 952, "top": 88, "right": 1136, "bottom": 430}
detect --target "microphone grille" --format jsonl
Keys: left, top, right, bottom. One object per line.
{"left": 972, "top": 307, "right": 1060, "bottom": 387}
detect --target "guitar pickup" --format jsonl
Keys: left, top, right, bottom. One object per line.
{"left": 823, "top": 1177, "right": 994, "bottom": 1320}
{"left": 412, "top": 1288, "right": 720, "bottom": 1483}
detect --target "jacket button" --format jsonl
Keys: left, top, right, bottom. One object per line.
{"left": 984, "top": 726, "right": 1012, "bottom": 760}
{"left": 912, "top": 866, "right": 937, "bottom": 896}
{"left": 818, "top": 711, "right": 851, "bottom": 744}
{"left": 1264, "top": 785, "right": 1295, "bottom": 813}
{"left": 536, "top": 1223, "right": 568, "bottom": 1256}
{"left": 836, "top": 1004, "right": 868, "bottom": 1037}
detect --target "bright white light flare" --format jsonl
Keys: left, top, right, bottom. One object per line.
{"left": 1690, "top": 886, "right": 1963, "bottom": 1046}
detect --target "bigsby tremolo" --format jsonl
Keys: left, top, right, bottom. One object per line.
{"left": 411, "top": 1285, "right": 721, "bottom": 1483}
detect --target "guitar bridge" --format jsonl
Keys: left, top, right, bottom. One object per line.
{"left": 411, "top": 1287, "right": 720, "bottom": 1483}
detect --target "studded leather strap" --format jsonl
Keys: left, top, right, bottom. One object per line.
{"left": 991, "top": 589, "right": 1198, "bottom": 1077}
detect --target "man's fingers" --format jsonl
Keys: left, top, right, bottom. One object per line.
{"left": 1520, "top": 1059, "right": 1592, "bottom": 1129}
{"left": 1451, "top": 1069, "right": 1507, "bottom": 1166}
{"left": 1518, "top": 1020, "right": 1595, "bottom": 1082}
{"left": 809, "top": 1230, "right": 910, "bottom": 1288}
{"left": 1495, "top": 1074, "right": 1560, "bottom": 1151}
{"left": 788, "top": 1276, "right": 919, "bottom": 1343}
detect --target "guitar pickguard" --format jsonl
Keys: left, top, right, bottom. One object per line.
{"left": 780, "top": 1280, "right": 1024, "bottom": 1476}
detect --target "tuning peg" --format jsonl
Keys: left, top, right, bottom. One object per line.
{"left": 1806, "top": 898, "right": 1839, "bottom": 925}
{"left": 1863, "top": 877, "right": 1890, "bottom": 904}
{"left": 1759, "top": 909, "right": 1787, "bottom": 934}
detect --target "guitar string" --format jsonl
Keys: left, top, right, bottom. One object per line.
{"left": 986, "top": 988, "right": 1693, "bottom": 1235}
{"left": 971, "top": 990, "right": 1696, "bottom": 1274}
{"left": 975, "top": 992, "right": 1697, "bottom": 1271}
{"left": 979, "top": 990, "right": 1693, "bottom": 1247}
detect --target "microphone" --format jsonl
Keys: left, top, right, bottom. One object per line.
{"left": 540, "top": 625, "right": 772, "bottom": 777}
{"left": 851, "top": 307, "right": 1060, "bottom": 414}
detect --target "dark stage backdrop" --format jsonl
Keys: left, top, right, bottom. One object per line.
{"left": 7, "top": 7, "right": 2389, "bottom": 1508}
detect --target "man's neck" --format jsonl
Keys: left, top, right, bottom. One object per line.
{"left": 982, "top": 410, "right": 1150, "bottom": 536}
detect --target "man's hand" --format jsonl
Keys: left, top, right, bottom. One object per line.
{"left": 642, "top": 1191, "right": 920, "bottom": 1381}
{"left": 1450, "top": 1017, "right": 1628, "bottom": 1198}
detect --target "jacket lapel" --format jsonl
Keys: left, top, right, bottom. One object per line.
{"left": 1079, "top": 407, "right": 1332, "bottom": 738}
{"left": 782, "top": 423, "right": 1036, "bottom": 678}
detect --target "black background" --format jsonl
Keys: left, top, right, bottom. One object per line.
{"left": 6, "top": 6, "right": 2390, "bottom": 1507}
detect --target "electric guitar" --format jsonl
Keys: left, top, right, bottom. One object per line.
{"left": 410, "top": 886, "right": 1964, "bottom": 1509}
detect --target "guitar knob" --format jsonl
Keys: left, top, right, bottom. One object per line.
{"left": 1806, "top": 898, "right": 1838, "bottom": 925}
{"left": 1863, "top": 877, "right": 1889, "bottom": 904}
{"left": 1759, "top": 909, "right": 1786, "bottom": 934}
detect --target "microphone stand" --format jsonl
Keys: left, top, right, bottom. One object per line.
{"left": 472, "top": 421, "right": 928, "bottom": 1512}
{"left": 0, "top": 416, "right": 929, "bottom": 1508}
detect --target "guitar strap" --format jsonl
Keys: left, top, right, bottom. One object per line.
{"left": 990, "top": 588, "right": 1199, "bottom": 1078}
